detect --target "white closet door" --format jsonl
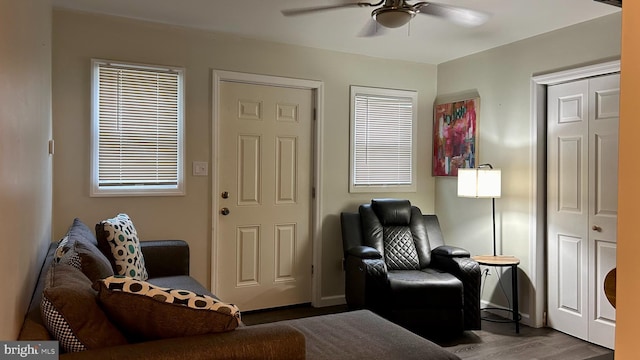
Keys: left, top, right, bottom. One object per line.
{"left": 586, "top": 74, "right": 618, "bottom": 348}
{"left": 547, "top": 73, "right": 618, "bottom": 349}
{"left": 547, "top": 78, "right": 590, "bottom": 341}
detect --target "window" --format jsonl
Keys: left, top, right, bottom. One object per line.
{"left": 91, "top": 60, "right": 185, "bottom": 196}
{"left": 350, "top": 86, "right": 417, "bottom": 193}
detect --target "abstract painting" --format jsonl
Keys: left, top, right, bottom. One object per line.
{"left": 432, "top": 97, "right": 479, "bottom": 176}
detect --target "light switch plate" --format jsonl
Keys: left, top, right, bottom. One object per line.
{"left": 193, "top": 161, "right": 208, "bottom": 176}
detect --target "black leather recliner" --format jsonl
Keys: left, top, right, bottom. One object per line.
{"left": 340, "top": 199, "right": 481, "bottom": 333}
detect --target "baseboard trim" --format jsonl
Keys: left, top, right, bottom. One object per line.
{"left": 317, "top": 295, "right": 346, "bottom": 307}
{"left": 481, "top": 299, "right": 533, "bottom": 327}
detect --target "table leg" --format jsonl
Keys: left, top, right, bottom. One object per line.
{"left": 512, "top": 264, "right": 519, "bottom": 333}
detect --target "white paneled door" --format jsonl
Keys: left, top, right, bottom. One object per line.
{"left": 217, "top": 81, "right": 313, "bottom": 311}
{"left": 547, "top": 73, "right": 619, "bottom": 349}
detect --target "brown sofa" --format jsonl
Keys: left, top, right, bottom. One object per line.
{"left": 19, "top": 218, "right": 461, "bottom": 360}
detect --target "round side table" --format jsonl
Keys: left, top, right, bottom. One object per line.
{"left": 472, "top": 255, "right": 521, "bottom": 333}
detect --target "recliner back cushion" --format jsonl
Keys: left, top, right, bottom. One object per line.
{"left": 360, "top": 200, "right": 432, "bottom": 270}
{"left": 371, "top": 199, "right": 412, "bottom": 226}
{"left": 409, "top": 207, "right": 431, "bottom": 267}
{"left": 383, "top": 226, "right": 420, "bottom": 270}
{"left": 360, "top": 204, "right": 384, "bottom": 254}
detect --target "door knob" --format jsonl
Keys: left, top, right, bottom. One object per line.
{"left": 592, "top": 225, "right": 602, "bottom": 232}
{"left": 220, "top": 208, "right": 230, "bottom": 216}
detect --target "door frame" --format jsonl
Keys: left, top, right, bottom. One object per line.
{"left": 211, "top": 70, "right": 324, "bottom": 307}
{"left": 529, "top": 60, "right": 620, "bottom": 327}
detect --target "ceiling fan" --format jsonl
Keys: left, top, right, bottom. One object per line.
{"left": 281, "top": 0, "right": 490, "bottom": 31}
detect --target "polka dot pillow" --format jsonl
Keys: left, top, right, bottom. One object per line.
{"left": 94, "top": 276, "right": 241, "bottom": 341}
{"left": 96, "top": 214, "right": 148, "bottom": 280}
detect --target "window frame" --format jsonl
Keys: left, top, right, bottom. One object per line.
{"left": 90, "top": 59, "right": 186, "bottom": 197}
{"left": 349, "top": 86, "right": 418, "bottom": 193}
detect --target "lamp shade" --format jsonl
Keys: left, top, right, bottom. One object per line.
{"left": 457, "top": 168, "right": 501, "bottom": 198}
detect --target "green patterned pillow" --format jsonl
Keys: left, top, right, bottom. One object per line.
{"left": 96, "top": 214, "right": 148, "bottom": 280}
{"left": 94, "top": 276, "right": 241, "bottom": 341}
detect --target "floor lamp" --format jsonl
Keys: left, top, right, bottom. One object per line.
{"left": 457, "top": 164, "right": 502, "bottom": 256}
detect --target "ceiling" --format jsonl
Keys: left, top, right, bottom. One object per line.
{"left": 51, "top": 0, "right": 621, "bottom": 64}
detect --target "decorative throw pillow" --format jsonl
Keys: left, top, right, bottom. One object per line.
{"left": 54, "top": 218, "right": 114, "bottom": 282}
{"left": 40, "top": 264, "right": 128, "bottom": 353}
{"left": 96, "top": 214, "right": 148, "bottom": 280}
{"left": 94, "top": 276, "right": 241, "bottom": 341}
{"left": 58, "top": 242, "right": 114, "bottom": 283}
{"left": 54, "top": 235, "right": 70, "bottom": 263}
{"left": 68, "top": 217, "right": 100, "bottom": 246}
{"left": 54, "top": 218, "right": 97, "bottom": 262}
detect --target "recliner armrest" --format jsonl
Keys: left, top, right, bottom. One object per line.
{"left": 344, "top": 253, "right": 388, "bottom": 310}
{"left": 429, "top": 253, "right": 481, "bottom": 330}
{"left": 432, "top": 245, "right": 470, "bottom": 258}
{"left": 347, "top": 246, "right": 382, "bottom": 259}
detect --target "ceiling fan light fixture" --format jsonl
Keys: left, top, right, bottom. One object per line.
{"left": 372, "top": 8, "right": 415, "bottom": 28}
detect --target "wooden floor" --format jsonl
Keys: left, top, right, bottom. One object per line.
{"left": 436, "top": 312, "right": 613, "bottom": 360}
{"left": 241, "top": 305, "right": 614, "bottom": 360}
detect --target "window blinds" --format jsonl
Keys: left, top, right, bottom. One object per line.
{"left": 353, "top": 93, "right": 413, "bottom": 186}
{"left": 96, "top": 62, "right": 181, "bottom": 188}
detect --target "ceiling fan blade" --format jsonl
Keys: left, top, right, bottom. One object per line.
{"left": 415, "top": 2, "right": 490, "bottom": 27}
{"left": 357, "top": 18, "right": 387, "bottom": 37}
{"left": 282, "top": 2, "right": 378, "bottom": 17}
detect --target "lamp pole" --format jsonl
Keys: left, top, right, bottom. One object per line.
{"left": 478, "top": 163, "right": 498, "bottom": 256}
{"left": 492, "top": 196, "right": 497, "bottom": 256}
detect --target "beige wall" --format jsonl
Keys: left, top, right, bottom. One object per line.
{"left": 0, "top": 0, "right": 53, "bottom": 339}
{"left": 52, "top": 9, "right": 438, "bottom": 302}
{"left": 615, "top": 3, "right": 639, "bottom": 358}
{"left": 435, "top": 13, "right": 621, "bottom": 326}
